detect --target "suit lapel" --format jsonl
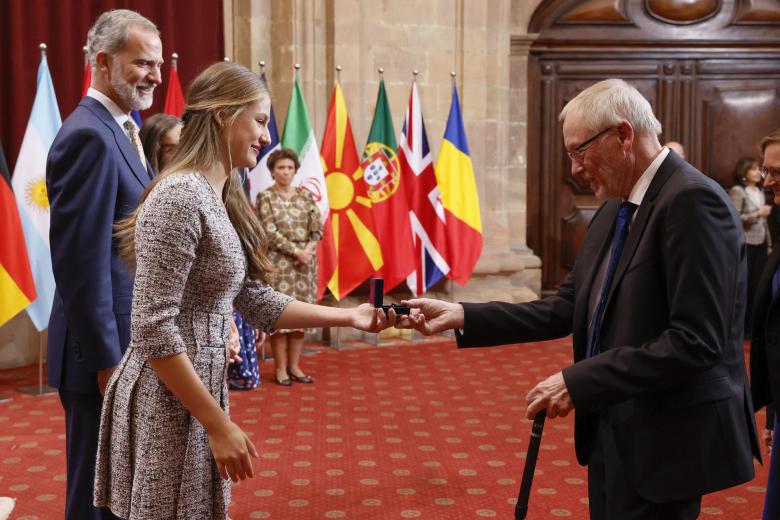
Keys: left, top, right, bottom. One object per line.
{"left": 573, "top": 200, "right": 619, "bottom": 341}
{"left": 81, "top": 97, "right": 151, "bottom": 188}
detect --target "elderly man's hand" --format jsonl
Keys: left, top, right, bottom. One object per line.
{"left": 526, "top": 371, "right": 574, "bottom": 419}
{"left": 396, "top": 299, "right": 464, "bottom": 335}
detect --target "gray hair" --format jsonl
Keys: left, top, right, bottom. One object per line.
{"left": 87, "top": 9, "right": 158, "bottom": 69}
{"left": 559, "top": 79, "right": 662, "bottom": 137}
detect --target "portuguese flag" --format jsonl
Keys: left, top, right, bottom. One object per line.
{"left": 0, "top": 143, "right": 37, "bottom": 326}
{"left": 360, "top": 79, "right": 415, "bottom": 292}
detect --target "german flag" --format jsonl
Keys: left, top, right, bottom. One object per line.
{"left": 0, "top": 143, "right": 37, "bottom": 326}
{"left": 319, "top": 83, "right": 383, "bottom": 300}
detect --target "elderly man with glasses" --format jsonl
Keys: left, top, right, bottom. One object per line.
{"left": 398, "top": 78, "right": 760, "bottom": 519}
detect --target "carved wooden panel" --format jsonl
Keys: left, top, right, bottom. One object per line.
{"left": 645, "top": 0, "right": 721, "bottom": 24}
{"left": 562, "top": 206, "right": 599, "bottom": 270}
{"left": 525, "top": 0, "right": 780, "bottom": 293}
{"left": 734, "top": 0, "right": 780, "bottom": 23}
{"left": 697, "top": 82, "right": 780, "bottom": 186}
{"left": 559, "top": 0, "right": 630, "bottom": 23}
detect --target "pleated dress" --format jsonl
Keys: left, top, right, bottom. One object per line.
{"left": 94, "top": 172, "right": 292, "bottom": 519}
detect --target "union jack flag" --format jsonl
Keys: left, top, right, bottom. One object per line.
{"left": 398, "top": 80, "right": 451, "bottom": 296}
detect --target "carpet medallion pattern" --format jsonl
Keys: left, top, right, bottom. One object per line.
{"left": 0, "top": 337, "right": 768, "bottom": 519}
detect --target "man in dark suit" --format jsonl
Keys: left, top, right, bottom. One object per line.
{"left": 401, "top": 79, "right": 760, "bottom": 519}
{"left": 749, "top": 128, "right": 780, "bottom": 518}
{"left": 46, "top": 9, "right": 161, "bottom": 520}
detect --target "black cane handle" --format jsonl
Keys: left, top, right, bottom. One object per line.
{"left": 514, "top": 411, "right": 547, "bottom": 520}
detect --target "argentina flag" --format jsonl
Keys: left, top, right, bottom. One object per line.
{"left": 11, "top": 52, "right": 61, "bottom": 331}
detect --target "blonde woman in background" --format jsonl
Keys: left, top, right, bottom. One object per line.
{"left": 729, "top": 156, "right": 771, "bottom": 336}
{"left": 139, "top": 113, "right": 182, "bottom": 176}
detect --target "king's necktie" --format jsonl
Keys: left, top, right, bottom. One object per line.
{"left": 123, "top": 119, "right": 148, "bottom": 173}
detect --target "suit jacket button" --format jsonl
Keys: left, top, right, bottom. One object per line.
{"left": 768, "top": 336, "right": 778, "bottom": 346}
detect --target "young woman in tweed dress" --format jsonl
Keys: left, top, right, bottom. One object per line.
{"left": 95, "top": 61, "right": 392, "bottom": 520}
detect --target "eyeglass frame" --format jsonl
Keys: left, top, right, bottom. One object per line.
{"left": 566, "top": 126, "right": 615, "bottom": 163}
{"left": 759, "top": 166, "right": 780, "bottom": 181}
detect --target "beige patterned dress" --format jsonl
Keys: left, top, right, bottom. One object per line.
{"left": 94, "top": 172, "right": 293, "bottom": 519}
{"left": 256, "top": 187, "right": 321, "bottom": 333}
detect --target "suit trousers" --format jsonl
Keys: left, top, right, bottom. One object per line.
{"left": 587, "top": 414, "right": 702, "bottom": 520}
{"left": 59, "top": 389, "right": 121, "bottom": 520}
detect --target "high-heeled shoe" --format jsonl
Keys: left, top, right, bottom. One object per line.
{"left": 288, "top": 372, "right": 314, "bottom": 384}
{"left": 275, "top": 373, "right": 292, "bottom": 386}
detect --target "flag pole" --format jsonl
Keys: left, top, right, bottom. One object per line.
{"left": 15, "top": 332, "right": 56, "bottom": 396}
{"left": 448, "top": 71, "right": 457, "bottom": 307}
{"left": 259, "top": 60, "right": 266, "bottom": 74}
{"left": 82, "top": 45, "right": 88, "bottom": 67}
{"left": 171, "top": 52, "right": 178, "bottom": 71}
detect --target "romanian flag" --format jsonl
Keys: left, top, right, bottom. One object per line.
{"left": 0, "top": 143, "right": 37, "bottom": 327}
{"left": 435, "top": 83, "right": 482, "bottom": 284}
{"left": 163, "top": 58, "right": 185, "bottom": 117}
{"left": 319, "top": 83, "right": 383, "bottom": 300}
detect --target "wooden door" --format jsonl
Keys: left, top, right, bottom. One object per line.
{"left": 524, "top": 0, "right": 780, "bottom": 293}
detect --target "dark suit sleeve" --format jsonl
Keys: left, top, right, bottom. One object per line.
{"left": 456, "top": 270, "right": 575, "bottom": 348}
{"left": 563, "top": 185, "right": 741, "bottom": 413}
{"left": 47, "top": 127, "right": 123, "bottom": 372}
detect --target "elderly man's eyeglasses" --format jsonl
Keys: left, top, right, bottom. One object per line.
{"left": 567, "top": 126, "right": 614, "bottom": 163}
{"left": 760, "top": 166, "right": 780, "bottom": 180}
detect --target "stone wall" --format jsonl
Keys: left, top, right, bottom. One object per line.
{"left": 225, "top": 0, "right": 545, "bottom": 306}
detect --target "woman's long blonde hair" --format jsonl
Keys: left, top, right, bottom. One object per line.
{"left": 116, "top": 61, "right": 273, "bottom": 281}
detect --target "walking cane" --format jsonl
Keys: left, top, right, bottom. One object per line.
{"left": 515, "top": 411, "right": 546, "bottom": 519}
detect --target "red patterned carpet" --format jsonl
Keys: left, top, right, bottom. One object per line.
{"left": 0, "top": 337, "right": 769, "bottom": 519}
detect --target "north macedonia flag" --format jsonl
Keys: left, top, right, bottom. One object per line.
{"left": 317, "top": 83, "right": 383, "bottom": 300}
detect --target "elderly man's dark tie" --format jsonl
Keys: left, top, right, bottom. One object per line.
{"left": 586, "top": 201, "right": 638, "bottom": 358}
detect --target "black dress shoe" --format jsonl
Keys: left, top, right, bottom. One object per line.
{"left": 288, "top": 372, "right": 314, "bottom": 384}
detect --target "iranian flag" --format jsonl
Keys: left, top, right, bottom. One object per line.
{"left": 281, "top": 75, "right": 329, "bottom": 220}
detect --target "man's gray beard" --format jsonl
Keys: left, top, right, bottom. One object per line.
{"left": 110, "top": 72, "right": 153, "bottom": 111}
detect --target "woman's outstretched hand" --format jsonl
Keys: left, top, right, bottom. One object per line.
{"left": 208, "top": 420, "right": 259, "bottom": 483}
{"left": 350, "top": 303, "right": 396, "bottom": 333}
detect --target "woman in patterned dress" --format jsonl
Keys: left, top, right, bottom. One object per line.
{"left": 94, "top": 61, "right": 391, "bottom": 520}
{"left": 256, "top": 148, "right": 321, "bottom": 385}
